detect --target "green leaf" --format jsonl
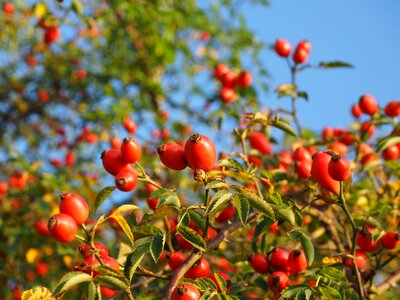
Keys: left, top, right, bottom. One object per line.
{"left": 188, "top": 210, "right": 206, "bottom": 231}
{"left": 135, "top": 224, "right": 163, "bottom": 237}
{"left": 176, "top": 225, "right": 206, "bottom": 251}
{"left": 196, "top": 277, "right": 218, "bottom": 291}
{"left": 289, "top": 229, "right": 315, "bottom": 266}
{"left": 297, "top": 91, "right": 309, "bottom": 101}
{"left": 109, "top": 214, "right": 135, "bottom": 247}
{"left": 269, "top": 193, "right": 282, "bottom": 205}
{"left": 72, "top": 0, "right": 84, "bottom": 15}
{"left": 231, "top": 185, "right": 274, "bottom": 220}
{"left": 318, "top": 285, "right": 341, "bottom": 299}
{"left": 232, "top": 194, "right": 250, "bottom": 225}
{"left": 376, "top": 135, "right": 400, "bottom": 152}
{"left": 273, "top": 205, "right": 296, "bottom": 226}
{"left": 94, "top": 275, "right": 128, "bottom": 290}
{"left": 53, "top": 272, "right": 92, "bottom": 296}
{"left": 88, "top": 282, "right": 101, "bottom": 300}
{"left": 205, "top": 189, "right": 232, "bottom": 215}
{"left": 279, "top": 285, "right": 312, "bottom": 299}
{"left": 151, "top": 189, "right": 181, "bottom": 209}
{"left": 213, "top": 272, "right": 227, "bottom": 294}
{"left": 318, "top": 61, "right": 354, "bottom": 69}
{"left": 95, "top": 266, "right": 122, "bottom": 277}
{"left": 270, "top": 116, "right": 297, "bottom": 137}
{"left": 218, "top": 158, "right": 244, "bottom": 170}
{"left": 111, "top": 204, "right": 138, "bottom": 216}
{"left": 124, "top": 244, "right": 150, "bottom": 282}
{"left": 150, "top": 234, "right": 166, "bottom": 262}
{"left": 205, "top": 179, "right": 228, "bottom": 190}
{"left": 319, "top": 267, "right": 347, "bottom": 282}
{"left": 94, "top": 186, "right": 115, "bottom": 211}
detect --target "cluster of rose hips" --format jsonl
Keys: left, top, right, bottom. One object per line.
{"left": 157, "top": 133, "right": 217, "bottom": 173}
{"left": 275, "top": 39, "right": 311, "bottom": 64}
{"left": 75, "top": 242, "right": 120, "bottom": 298}
{"left": 101, "top": 137, "right": 141, "bottom": 192}
{"left": 213, "top": 64, "right": 253, "bottom": 103}
{"left": 249, "top": 248, "right": 308, "bottom": 297}
{"left": 47, "top": 192, "right": 89, "bottom": 243}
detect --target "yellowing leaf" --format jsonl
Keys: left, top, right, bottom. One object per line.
{"left": 34, "top": 3, "right": 47, "bottom": 18}
{"left": 322, "top": 256, "right": 340, "bottom": 267}
{"left": 22, "top": 287, "right": 54, "bottom": 300}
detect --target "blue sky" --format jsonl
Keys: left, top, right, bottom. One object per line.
{"left": 243, "top": 0, "right": 400, "bottom": 131}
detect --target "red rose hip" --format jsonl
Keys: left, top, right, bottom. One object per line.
{"left": 157, "top": 142, "right": 187, "bottom": 170}
{"left": 48, "top": 213, "right": 78, "bottom": 243}
{"left": 59, "top": 192, "right": 89, "bottom": 225}
{"left": 184, "top": 134, "right": 216, "bottom": 172}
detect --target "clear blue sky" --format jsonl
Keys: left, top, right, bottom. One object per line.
{"left": 243, "top": 0, "right": 400, "bottom": 131}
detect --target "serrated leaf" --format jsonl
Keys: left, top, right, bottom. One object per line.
{"left": 124, "top": 244, "right": 150, "bottom": 282}
{"left": 205, "top": 180, "right": 228, "bottom": 190}
{"left": 279, "top": 285, "right": 312, "bottom": 299}
{"left": 214, "top": 272, "right": 227, "bottom": 294}
{"left": 231, "top": 185, "right": 274, "bottom": 220}
{"left": 95, "top": 266, "right": 122, "bottom": 278}
{"left": 150, "top": 235, "right": 166, "bottom": 262}
{"left": 206, "top": 190, "right": 232, "bottom": 215}
{"left": 188, "top": 210, "right": 206, "bottom": 231}
{"left": 289, "top": 230, "right": 315, "bottom": 266}
{"left": 111, "top": 204, "right": 138, "bottom": 216}
{"left": 319, "top": 61, "right": 354, "bottom": 69}
{"left": 176, "top": 225, "right": 206, "bottom": 251}
{"left": 88, "top": 282, "right": 101, "bottom": 300}
{"left": 94, "top": 275, "right": 128, "bottom": 290}
{"left": 95, "top": 186, "right": 115, "bottom": 211}
{"left": 53, "top": 272, "right": 92, "bottom": 296}
{"left": 232, "top": 194, "right": 250, "bottom": 225}
{"left": 109, "top": 215, "right": 134, "bottom": 247}
{"left": 196, "top": 277, "right": 218, "bottom": 291}
{"left": 269, "top": 193, "right": 282, "bottom": 205}
{"left": 218, "top": 158, "right": 244, "bottom": 170}
{"left": 319, "top": 267, "right": 347, "bottom": 282}
{"left": 318, "top": 285, "right": 341, "bottom": 299}
{"left": 270, "top": 117, "right": 297, "bottom": 137}
{"left": 376, "top": 136, "right": 400, "bottom": 152}
{"left": 135, "top": 224, "right": 163, "bottom": 236}
{"left": 273, "top": 206, "right": 296, "bottom": 225}
{"left": 151, "top": 189, "right": 181, "bottom": 209}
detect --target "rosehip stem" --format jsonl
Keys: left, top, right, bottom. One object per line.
{"left": 338, "top": 182, "right": 365, "bottom": 299}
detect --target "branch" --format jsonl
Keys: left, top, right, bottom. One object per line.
{"left": 374, "top": 270, "right": 400, "bottom": 295}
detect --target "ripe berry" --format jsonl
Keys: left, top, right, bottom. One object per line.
{"left": 249, "top": 254, "right": 270, "bottom": 274}
{"left": 270, "top": 248, "right": 291, "bottom": 272}
{"left": 121, "top": 137, "right": 142, "bottom": 163}
{"left": 35, "top": 220, "right": 50, "bottom": 236}
{"left": 48, "top": 213, "right": 78, "bottom": 243}
{"left": 146, "top": 197, "right": 159, "bottom": 210}
{"left": 59, "top": 192, "right": 89, "bottom": 225}
{"left": 297, "top": 40, "right": 312, "bottom": 53}
{"left": 328, "top": 154, "right": 351, "bottom": 181}
{"left": 115, "top": 168, "right": 138, "bottom": 192}
{"left": 268, "top": 271, "right": 289, "bottom": 292}
{"left": 215, "top": 203, "right": 236, "bottom": 223}
{"left": 358, "top": 94, "right": 378, "bottom": 116}
{"left": 274, "top": 39, "right": 291, "bottom": 57}
{"left": 3, "top": 3, "right": 15, "bottom": 14}
{"left": 269, "top": 221, "right": 279, "bottom": 232}
{"left": 185, "top": 258, "right": 210, "bottom": 279}
{"left": 101, "top": 287, "right": 118, "bottom": 298}
{"left": 38, "top": 89, "right": 49, "bottom": 102}
{"left": 65, "top": 151, "right": 75, "bottom": 166}
{"left": 168, "top": 251, "right": 188, "bottom": 270}
{"left": 311, "top": 151, "right": 340, "bottom": 194}
{"left": 248, "top": 155, "right": 262, "bottom": 166}
{"left": 343, "top": 249, "right": 368, "bottom": 270}
{"left": 220, "top": 86, "right": 236, "bottom": 103}
{"left": 123, "top": 118, "right": 137, "bottom": 133}
{"left": 322, "top": 127, "right": 335, "bottom": 142}
{"left": 296, "top": 160, "right": 312, "bottom": 178}
{"left": 171, "top": 283, "right": 201, "bottom": 300}
{"left": 44, "top": 26, "right": 61, "bottom": 44}
{"left": 328, "top": 141, "right": 348, "bottom": 156}
{"left": 249, "top": 131, "right": 272, "bottom": 155}
{"left": 293, "top": 48, "right": 308, "bottom": 64}
{"left": 79, "top": 242, "right": 109, "bottom": 258}
{"left": 292, "top": 147, "right": 312, "bottom": 163}
{"left": 356, "top": 227, "right": 380, "bottom": 252}
{"left": 382, "top": 145, "right": 399, "bottom": 161}
{"left": 351, "top": 103, "right": 362, "bottom": 118}
{"left": 101, "top": 149, "right": 132, "bottom": 176}
{"left": 237, "top": 70, "right": 252, "bottom": 87}
{"left": 221, "top": 71, "right": 237, "bottom": 87}
{"left": 176, "top": 234, "right": 194, "bottom": 251}
{"left": 288, "top": 249, "right": 308, "bottom": 272}
{"left": 184, "top": 134, "right": 216, "bottom": 172}
{"left": 214, "top": 64, "right": 230, "bottom": 81}
{"left": 157, "top": 142, "right": 187, "bottom": 170}
{"left": 103, "top": 255, "right": 120, "bottom": 272}
{"left": 381, "top": 232, "right": 400, "bottom": 249}
{"left": 360, "top": 121, "right": 375, "bottom": 139}
{"left": 384, "top": 100, "right": 400, "bottom": 117}
{"left": 35, "top": 262, "right": 49, "bottom": 277}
